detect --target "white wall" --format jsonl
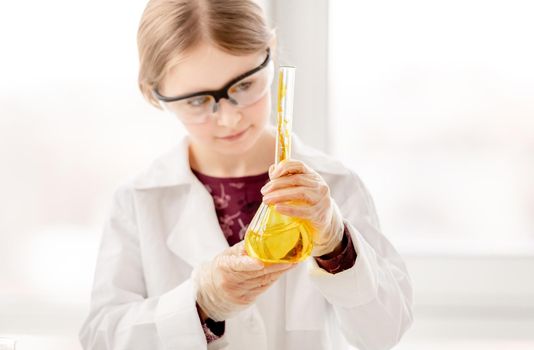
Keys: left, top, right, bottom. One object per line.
{"left": 0, "top": 1, "right": 183, "bottom": 348}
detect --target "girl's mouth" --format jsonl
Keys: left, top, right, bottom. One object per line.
{"left": 217, "top": 126, "right": 251, "bottom": 141}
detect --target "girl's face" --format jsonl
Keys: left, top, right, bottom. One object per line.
{"left": 159, "top": 43, "right": 273, "bottom": 156}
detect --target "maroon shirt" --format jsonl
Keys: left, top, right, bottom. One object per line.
{"left": 192, "top": 169, "right": 269, "bottom": 247}
{"left": 191, "top": 168, "right": 357, "bottom": 342}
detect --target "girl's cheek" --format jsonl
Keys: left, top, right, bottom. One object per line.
{"left": 249, "top": 95, "right": 271, "bottom": 124}
{"left": 184, "top": 123, "right": 213, "bottom": 139}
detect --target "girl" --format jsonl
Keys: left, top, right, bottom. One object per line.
{"left": 79, "top": 0, "right": 413, "bottom": 349}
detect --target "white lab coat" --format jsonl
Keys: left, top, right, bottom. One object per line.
{"left": 79, "top": 132, "right": 413, "bottom": 350}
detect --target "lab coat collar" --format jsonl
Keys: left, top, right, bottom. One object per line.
{"left": 131, "top": 126, "right": 348, "bottom": 190}
{"left": 165, "top": 177, "right": 230, "bottom": 267}
{"left": 132, "top": 136, "right": 195, "bottom": 190}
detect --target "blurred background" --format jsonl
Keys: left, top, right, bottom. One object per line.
{"left": 1, "top": 0, "right": 533, "bottom": 349}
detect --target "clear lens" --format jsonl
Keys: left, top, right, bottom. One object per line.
{"left": 229, "top": 61, "right": 274, "bottom": 107}
{"left": 162, "top": 60, "right": 274, "bottom": 124}
{"left": 164, "top": 95, "right": 215, "bottom": 124}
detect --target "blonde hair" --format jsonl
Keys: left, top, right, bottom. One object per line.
{"left": 137, "top": 0, "right": 274, "bottom": 109}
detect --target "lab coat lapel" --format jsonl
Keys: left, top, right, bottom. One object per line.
{"left": 165, "top": 179, "right": 230, "bottom": 268}
{"left": 133, "top": 135, "right": 230, "bottom": 268}
{"left": 284, "top": 262, "right": 327, "bottom": 331}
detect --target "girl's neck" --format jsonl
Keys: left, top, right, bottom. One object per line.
{"left": 188, "top": 128, "right": 276, "bottom": 178}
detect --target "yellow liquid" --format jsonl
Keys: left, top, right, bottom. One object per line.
{"left": 244, "top": 206, "right": 314, "bottom": 263}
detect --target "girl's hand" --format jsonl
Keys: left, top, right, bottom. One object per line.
{"left": 193, "top": 241, "right": 295, "bottom": 322}
{"left": 260, "top": 160, "right": 345, "bottom": 257}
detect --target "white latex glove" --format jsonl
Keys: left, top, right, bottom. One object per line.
{"left": 311, "top": 201, "right": 345, "bottom": 257}
{"left": 192, "top": 240, "right": 295, "bottom": 322}
{"left": 261, "top": 160, "right": 345, "bottom": 257}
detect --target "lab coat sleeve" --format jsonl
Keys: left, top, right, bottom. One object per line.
{"left": 79, "top": 185, "right": 208, "bottom": 350}
{"left": 307, "top": 172, "right": 414, "bottom": 350}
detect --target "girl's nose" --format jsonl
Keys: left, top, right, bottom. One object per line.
{"left": 214, "top": 99, "right": 242, "bottom": 128}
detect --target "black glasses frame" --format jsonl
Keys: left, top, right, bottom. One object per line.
{"left": 153, "top": 48, "right": 271, "bottom": 104}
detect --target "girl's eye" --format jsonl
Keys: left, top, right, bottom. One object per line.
{"left": 233, "top": 80, "right": 253, "bottom": 92}
{"left": 186, "top": 96, "right": 211, "bottom": 107}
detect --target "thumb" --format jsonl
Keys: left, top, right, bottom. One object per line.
{"left": 224, "top": 241, "right": 264, "bottom": 270}
{"left": 227, "top": 254, "right": 264, "bottom": 272}
{"left": 226, "top": 240, "right": 246, "bottom": 256}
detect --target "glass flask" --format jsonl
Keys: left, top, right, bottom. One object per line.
{"left": 244, "top": 66, "right": 315, "bottom": 263}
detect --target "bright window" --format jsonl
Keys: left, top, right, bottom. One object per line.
{"left": 328, "top": 0, "right": 534, "bottom": 255}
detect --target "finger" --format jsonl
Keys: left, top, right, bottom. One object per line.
{"left": 241, "top": 266, "right": 293, "bottom": 288}
{"left": 244, "top": 262, "right": 295, "bottom": 282}
{"left": 236, "top": 279, "right": 276, "bottom": 301}
{"left": 268, "top": 164, "right": 276, "bottom": 178}
{"left": 232, "top": 285, "right": 270, "bottom": 304}
{"left": 263, "top": 186, "right": 322, "bottom": 206}
{"left": 247, "top": 283, "right": 272, "bottom": 295}
{"left": 247, "top": 275, "right": 285, "bottom": 293}
{"left": 274, "top": 204, "right": 332, "bottom": 233}
{"left": 274, "top": 202, "right": 317, "bottom": 220}
{"left": 226, "top": 240, "right": 248, "bottom": 256}
{"left": 260, "top": 174, "right": 318, "bottom": 195}
{"left": 222, "top": 264, "right": 293, "bottom": 299}
{"left": 224, "top": 241, "right": 267, "bottom": 271}
{"left": 225, "top": 289, "right": 257, "bottom": 305}
{"left": 239, "top": 261, "right": 295, "bottom": 279}
{"left": 270, "top": 160, "right": 314, "bottom": 179}
{"left": 223, "top": 254, "right": 265, "bottom": 272}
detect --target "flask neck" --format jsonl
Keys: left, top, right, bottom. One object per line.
{"left": 274, "top": 67, "right": 295, "bottom": 164}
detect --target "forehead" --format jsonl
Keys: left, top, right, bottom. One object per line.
{"left": 160, "top": 43, "right": 265, "bottom": 96}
